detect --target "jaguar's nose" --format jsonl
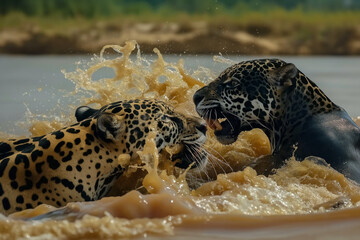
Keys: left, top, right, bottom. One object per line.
{"left": 193, "top": 89, "right": 205, "bottom": 106}
{"left": 196, "top": 122, "right": 207, "bottom": 135}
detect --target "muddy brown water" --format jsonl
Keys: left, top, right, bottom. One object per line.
{"left": 1, "top": 41, "right": 360, "bottom": 239}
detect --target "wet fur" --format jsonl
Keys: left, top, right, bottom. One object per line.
{"left": 194, "top": 59, "right": 360, "bottom": 183}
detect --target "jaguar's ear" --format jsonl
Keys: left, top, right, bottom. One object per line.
{"left": 75, "top": 106, "right": 98, "bottom": 122}
{"left": 96, "top": 113, "right": 124, "bottom": 141}
{"left": 268, "top": 63, "right": 298, "bottom": 88}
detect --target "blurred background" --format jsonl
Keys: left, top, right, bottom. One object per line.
{"left": 1, "top": 0, "right": 360, "bottom": 135}
{"left": 1, "top": 0, "right": 360, "bottom": 55}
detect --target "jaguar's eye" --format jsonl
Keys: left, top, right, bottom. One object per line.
{"left": 230, "top": 78, "right": 241, "bottom": 87}
{"left": 225, "top": 77, "right": 241, "bottom": 88}
{"left": 161, "top": 115, "right": 171, "bottom": 122}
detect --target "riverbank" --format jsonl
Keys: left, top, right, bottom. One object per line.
{"left": 1, "top": 11, "right": 360, "bottom": 55}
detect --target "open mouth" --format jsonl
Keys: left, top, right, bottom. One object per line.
{"left": 200, "top": 106, "right": 249, "bottom": 145}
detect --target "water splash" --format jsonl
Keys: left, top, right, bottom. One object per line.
{"left": 3, "top": 41, "right": 360, "bottom": 239}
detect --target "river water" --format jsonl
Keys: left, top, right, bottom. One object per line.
{"left": 1, "top": 43, "right": 360, "bottom": 239}
{"left": 0, "top": 54, "right": 360, "bottom": 135}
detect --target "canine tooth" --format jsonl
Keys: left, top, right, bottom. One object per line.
{"left": 206, "top": 119, "right": 223, "bottom": 131}
{"left": 218, "top": 118, "right": 227, "bottom": 123}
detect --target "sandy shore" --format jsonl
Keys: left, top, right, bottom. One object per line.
{"left": 1, "top": 22, "right": 360, "bottom": 55}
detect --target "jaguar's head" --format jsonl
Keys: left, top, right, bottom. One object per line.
{"left": 76, "top": 99, "right": 207, "bottom": 169}
{"left": 193, "top": 59, "right": 298, "bottom": 145}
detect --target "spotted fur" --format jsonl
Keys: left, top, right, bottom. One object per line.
{"left": 0, "top": 99, "right": 207, "bottom": 215}
{"left": 194, "top": 59, "right": 360, "bottom": 182}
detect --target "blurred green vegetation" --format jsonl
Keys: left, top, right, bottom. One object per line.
{"left": 1, "top": 0, "right": 360, "bottom": 18}
{"left": 1, "top": 0, "right": 360, "bottom": 32}
{"left": 1, "top": 0, "right": 360, "bottom": 19}
{"left": 1, "top": 0, "right": 360, "bottom": 55}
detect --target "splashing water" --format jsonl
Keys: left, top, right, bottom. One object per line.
{"left": 2, "top": 41, "right": 360, "bottom": 239}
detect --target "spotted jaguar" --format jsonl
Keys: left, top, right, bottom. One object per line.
{"left": 0, "top": 99, "right": 207, "bottom": 215}
{"left": 193, "top": 58, "right": 360, "bottom": 182}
